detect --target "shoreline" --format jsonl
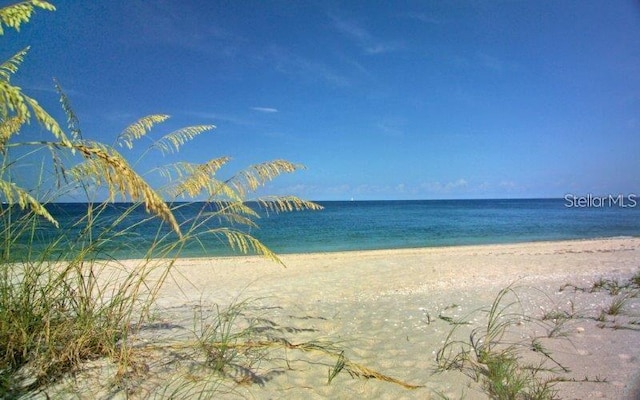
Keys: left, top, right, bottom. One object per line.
{"left": 116, "top": 235, "right": 640, "bottom": 264}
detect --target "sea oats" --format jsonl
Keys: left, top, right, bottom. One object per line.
{"left": 258, "top": 195, "right": 323, "bottom": 214}
{"left": 116, "top": 114, "right": 170, "bottom": 149}
{"left": 0, "top": 178, "right": 58, "bottom": 227}
{"left": 0, "top": 47, "right": 29, "bottom": 81}
{"left": 229, "top": 160, "right": 302, "bottom": 197}
{"left": 72, "top": 141, "right": 181, "bottom": 237}
{"left": 151, "top": 125, "right": 215, "bottom": 155}
{"left": 0, "top": 115, "right": 24, "bottom": 148}
{"left": 53, "top": 78, "right": 81, "bottom": 140}
{"left": 207, "top": 227, "right": 282, "bottom": 265}
{"left": 171, "top": 157, "right": 232, "bottom": 198}
{"left": 0, "top": 81, "right": 70, "bottom": 147}
{"left": 0, "top": 1, "right": 55, "bottom": 35}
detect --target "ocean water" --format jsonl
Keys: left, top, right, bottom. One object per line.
{"left": 9, "top": 198, "right": 640, "bottom": 260}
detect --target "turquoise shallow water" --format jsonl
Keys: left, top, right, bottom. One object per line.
{"left": 11, "top": 198, "right": 640, "bottom": 259}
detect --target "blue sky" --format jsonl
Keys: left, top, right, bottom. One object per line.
{"left": 3, "top": 0, "right": 640, "bottom": 200}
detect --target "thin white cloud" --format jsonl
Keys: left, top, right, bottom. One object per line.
{"left": 402, "top": 13, "right": 445, "bottom": 25}
{"left": 349, "top": 184, "right": 396, "bottom": 197}
{"left": 365, "top": 43, "right": 399, "bottom": 55}
{"left": 104, "top": 111, "right": 138, "bottom": 124}
{"left": 421, "top": 179, "right": 469, "bottom": 193}
{"left": 331, "top": 15, "right": 370, "bottom": 43}
{"left": 499, "top": 180, "right": 517, "bottom": 190}
{"left": 268, "top": 45, "right": 351, "bottom": 87}
{"left": 251, "top": 107, "right": 278, "bottom": 113}
{"left": 477, "top": 52, "right": 506, "bottom": 73}
{"left": 184, "top": 110, "right": 253, "bottom": 126}
{"left": 376, "top": 118, "right": 406, "bottom": 137}
{"left": 447, "top": 179, "right": 469, "bottom": 190}
{"left": 127, "top": 2, "right": 246, "bottom": 58}
{"left": 330, "top": 14, "right": 402, "bottom": 55}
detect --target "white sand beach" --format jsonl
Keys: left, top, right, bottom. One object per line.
{"left": 48, "top": 237, "right": 640, "bottom": 399}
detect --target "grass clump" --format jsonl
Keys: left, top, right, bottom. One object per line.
{"left": 561, "top": 273, "right": 640, "bottom": 297}
{"left": 631, "top": 270, "right": 640, "bottom": 287}
{"left": 436, "top": 286, "right": 563, "bottom": 400}
{"left": 604, "top": 294, "right": 630, "bottom": 316}
{"left": 539, "top": 299, "right": 578, "bottom": 338}
{"left": 0, "top": 258, "right": 137, "bottom": 394}
{"left": 560, "top": 271, "right": 640, "bottom": 329}
{"left": 193, "top": 300, "right": 269, "bottom": 382}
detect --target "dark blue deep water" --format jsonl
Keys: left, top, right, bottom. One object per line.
{"left": 10, "top": 198, "right": 640, "bottom": 259}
